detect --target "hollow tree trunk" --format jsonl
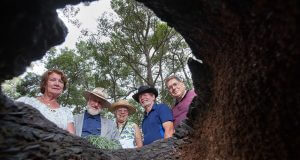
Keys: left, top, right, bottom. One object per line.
{"left": 0, "top": 0, "right": 299, "bottom": 159}
{"left": 138, "top": 0, "right": 299, "bottom": 159}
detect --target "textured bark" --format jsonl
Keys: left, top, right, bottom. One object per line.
{"left": 138, "top": 0, "right": 299, "bottom": 159}
{"left": 0, "top": 0, "right": 299, "bottom": 159}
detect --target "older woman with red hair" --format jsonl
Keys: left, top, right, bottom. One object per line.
{"left": 16, "top": 69, "right": 75, "bottom": 134}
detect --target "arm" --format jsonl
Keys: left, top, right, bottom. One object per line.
{"left": 65, "top": 107, "right": 75, "bottom": 134}
{"left": 162, "top": 121, "right": 174, "bottom": 139}
{"left": 111, "top": 121, "right": 120, "bottom": 140}
{"left": 67, "top": 122, "right": 75, "bottom": 134}
{"left": 158, "top": 104, "right": 175, "bottom": 139}
{"left": 133, "top": 123, "right": 143, "bottom": 148}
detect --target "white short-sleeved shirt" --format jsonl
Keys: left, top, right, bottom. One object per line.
{"left": 16, "top": 96, "right": 74, "bottom": 130}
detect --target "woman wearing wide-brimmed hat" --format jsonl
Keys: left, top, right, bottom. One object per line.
{"left": 109, "top": 100, "right": 143, "bottom": 148}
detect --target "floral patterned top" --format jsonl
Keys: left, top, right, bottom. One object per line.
{"left": 117, "top": 121, "right": 137, "bottom": 148}
{"left": 16, "top": 96, "right": 74, "bottom": 130}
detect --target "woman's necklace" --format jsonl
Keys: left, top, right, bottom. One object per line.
{"left": 47, "top": 108, "right": 57, "bottom": 112}
{"left": 40, "top": 96, "right": 57, "bottom": 112}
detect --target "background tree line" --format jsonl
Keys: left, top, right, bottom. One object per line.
{"left": 2, "top": 0, "right": 193, "bottom": 125}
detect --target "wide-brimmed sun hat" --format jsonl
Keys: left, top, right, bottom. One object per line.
{"left": 83, "top": 87, "right": 111, "bottom": 108}
{"left": 109, "top": 100, "right": 136, "bottom": 115}
{"left": 132, "top": 85, "right": 158, "bottom": 103}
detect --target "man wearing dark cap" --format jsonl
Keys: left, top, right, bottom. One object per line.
{"left": 133, "top": 85, "right": 174, "bottom": 145}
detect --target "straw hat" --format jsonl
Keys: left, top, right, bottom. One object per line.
{"left": 83, "top": 87, "right": 111, "bottom": 108}
{"left": 132, "top": 85, "right": 158, "bottom": 103}
{"left": 109, "top": 100, "right": 136, "bottom": 115}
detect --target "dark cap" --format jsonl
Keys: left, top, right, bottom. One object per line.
{"left": 132, "top": 85, "right": 158, "bottom": 103}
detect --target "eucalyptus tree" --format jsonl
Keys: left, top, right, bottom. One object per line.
{"left": 87, "top": 42, "right": 136, "bottom": 101}
{"left": 88, "top": 0, "right": 193, "bottom": 105}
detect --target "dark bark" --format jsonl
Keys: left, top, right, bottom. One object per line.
{"left": 138, "top": 0, "right": 299, "bottom": 159}
{"left": 0, "top": 0, "right": 299, "bottom": 159}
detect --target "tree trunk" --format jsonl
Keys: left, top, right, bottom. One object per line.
{"left": 0, "top": 0, "right": 299, "bottom": 159}
{"left": 138, "top": 0, "right": 300, "bottom": 159}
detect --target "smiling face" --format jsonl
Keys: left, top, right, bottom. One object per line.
{"left": 40, "top": 69, "right": 67, "bottom": 94}
{"left": 166, "top": 78, "right": 186, "bottom": 100}
{"left": 138, "top": 92, "right": 155, "bottom": 109}
{"left": 44, "top": 72, "right": 64, "bottom": 96}
{"left": 115, "top": 107, "right": 129, "bottom": 123}
{"left": 87, "top": 94, "right": 103, "bottom": 115}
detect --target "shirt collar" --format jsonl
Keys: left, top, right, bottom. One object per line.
{"left": 175, "top": 90, "right": 189, "bottom": 105}
{"left": 144, "top": 103, "right": 157, "bottom": 116}
{"left": 84, "top": 110, "right": 101, "bottom": 121}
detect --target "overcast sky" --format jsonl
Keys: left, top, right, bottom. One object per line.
{"left": 57, "top": 0, "right": 113, "bottom": 49}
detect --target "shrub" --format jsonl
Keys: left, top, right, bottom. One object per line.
{"left": 86, "top": 135, "right": 122, "bottom": 149}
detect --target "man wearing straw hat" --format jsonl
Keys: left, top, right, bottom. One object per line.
{"left": 109, "top": 100, "right": 143, "bottom": 148}
{"left": 74, "top": 87, "right": 119, "bottom": 140}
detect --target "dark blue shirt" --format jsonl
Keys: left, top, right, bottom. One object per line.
{"left": 142, "top": 103, "right": 174, "bottom": 145}
{"left": 82, "top": 111, "right": 101, "bottom": 137}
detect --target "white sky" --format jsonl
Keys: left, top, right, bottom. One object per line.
{"left": 57, "top": 0, "right": 113, "bottom": 49}
{"left": 29, "top": 0, "right": 113, "bottom": 75}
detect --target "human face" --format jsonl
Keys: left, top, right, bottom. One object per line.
{"left": 138, "top": 92, "right": 155, "bottom": 108}
{"left": 44, "top": 73, "right": 64, "bottom": 96}
{"left": 115, "top": 107, "right": 129, "bottom": 123}
{"left": 87, "top": 95, "right": 103, "bottom": 115}
{"left": 167, "top": 78, "right": 186, "bottom": 100}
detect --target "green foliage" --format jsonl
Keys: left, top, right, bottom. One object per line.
{"left": 1, "top": 77, "right": 22, "bottom": 99}
{"left": 160, "top": 89, "right": 175, "bottom": 107}
{"left": 16, "top": 72, "right": 41, "bottom": 97}
{"left": 127, "top": 99, "right": 144, "bottom": 126}
{"left": 59, "top": 5, "right": 81, "bottom": 28}
{"left": 86, "top": 136, "right": 122, "bottom": 149}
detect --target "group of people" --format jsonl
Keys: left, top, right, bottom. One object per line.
{"left": 16, "top": 69, "right": 196, "bottom": 148}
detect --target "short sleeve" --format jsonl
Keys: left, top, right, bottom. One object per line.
{"left": 16, "top": 96, "right": 26, "bottom": 102}
{"left": 16, "top": 96, "right": 31, "bottom": 104}
{"left": 15, "top": 96, "right": 39, "bottom": 110}
{"left": 64, "top": 107, "right": 74, "bottom": 123}
{"left": 158, "top": 104, "right": 174, "bottom": 123}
